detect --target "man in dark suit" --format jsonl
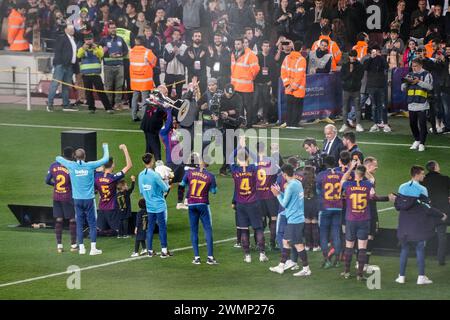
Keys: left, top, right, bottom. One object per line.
{"left": 47, "top": 23, "right": 78, "bottom": 112}
{"left": 322, "top": 124, "right": 345, "bottom": 166}
{"left": 422, "top": 160, "right": 450, "bottom": 266}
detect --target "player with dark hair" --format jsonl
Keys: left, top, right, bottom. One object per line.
{"left": 138, "top": 152, "right": 172, "bottom": 258}
{"left": 342, "top": 131, "right": 364, "bottom": 163}
{"left": 180, "top": 154, "right": 218, "bottom": 265}
{"left": 46, "top": 147, "right": 77, "bottom": 253}
{"left": 340, "top": 162, "right": 375, "bottom": 280}
{"left": 269, "top": 164, "right": 311, "bottom": 277}
{"left": 131, "top": 198, "right": 148, "bottom": 257}
{"left": 95, "top": 145, "right": 133, "bottom": 237}
{"left": 231, "top": 147, "right": 268, "bottom": 263}
{"left": 256, "top": 142, "right": 281, "bottom": 250}
{"left": 316, "top": 155, "right": 344, "bottom": 268}
{"left": 117, "top": 175, "right": 136, "bottom": 238}
{"left": 302, "top": 166, "right": 319, "bottom": 252}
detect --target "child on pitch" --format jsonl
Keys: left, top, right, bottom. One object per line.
{"left": 269, "top": 164, "right": 311, "bottom": 277}
{"left": 117, "top": 176, "right": 136, "bottom": 238}
{"left": 131, "top": 198, "right": 148, "bottom": 257}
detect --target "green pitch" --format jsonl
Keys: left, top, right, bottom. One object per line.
{"left": 0, "top": 105, "right": 449, "bottom": 300}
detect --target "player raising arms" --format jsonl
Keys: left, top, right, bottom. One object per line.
{"left": 256, "top": 142, "right": 281, "bottom": 251}
{"left": 46, "top": 147, "right": 77, "bottom": 253}
{"left": 180, "top": 153, "right": 218, "bottom": 265}
{"left": 269, "top": 164, "right": 311, "bottom": 277}
{"left": 231, "top": 147, "right": 268, "bottom": 263}
{"left": 95, "top": 144, "right": 133, "bottom": 237}
{"left": 316, "top": 156, "right": 344, "bottom": 268}
{"left": 340, "top": 162, "right": 375, "bottom": 280}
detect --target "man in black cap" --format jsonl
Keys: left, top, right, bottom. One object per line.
{"left": 218, "top": 83, "right": 243, "bottom": 175}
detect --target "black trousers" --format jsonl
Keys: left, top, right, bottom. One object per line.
{"left": 220, "top": 127, "right": 237, "bottom": 173}
{"left": 82, "top": 75, "right": 112, "bottom": 111}
{"left": 286, "top": 95, "right": 304, "bottom": 127}
{"left": 239, "top": 91, "right": 256, "bottom": 127}
{"left": 254, "top": 83, "right": 273, "bottom": 122}
{"left": 144, "top": 132, "right": 161, "bottom": 160}
{"left": 409, "top": 110, "right": 428, "bottom": 144}
{"left": 165, "top": 74, "right": 185, "bottom": 99}
{"left": 436, "top": 224, "right": 448, "bottom": 264}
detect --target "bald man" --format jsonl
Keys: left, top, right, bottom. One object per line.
{"left": 322, "top": 124, "right": 345, "bottom": 167}
{"left": 56, "top": 143, "right": 110, "bottom": 255}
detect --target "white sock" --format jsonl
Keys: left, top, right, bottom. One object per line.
{"left": 57, "top": 244, "right": 63, "bottom": 249}
{"left": 208, "top": 256, "right": 214, "bottom": 260}
{"left": 195, "top": 256, "right": 200, "bottom": 259}
{"left": 162, "top": 248, "right": 168, "bottom": 254}
{"left": 91, "top": 242, "right": 97, "bottom": 250}
{"left": 71, "top": 244, "right": 77, "bottom": 249}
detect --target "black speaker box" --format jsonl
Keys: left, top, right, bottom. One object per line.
{"left": 61, "top": 131, "right": 97, "bottom": 161}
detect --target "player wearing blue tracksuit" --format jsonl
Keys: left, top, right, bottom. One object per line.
{"left": 180, "top": 164, "right": 218, "bottom": 265}
{"left": 56, "top": 143, "right": 109, "bottom": 254}
{"left": 138, "top": 154, "right": 171, "bottom": 257}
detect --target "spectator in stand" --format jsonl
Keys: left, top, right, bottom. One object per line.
{"left": 125, "top": 2, "right": 139, "bottom": 35}
{"left": 311, "top": 25, "right": 341, "bottom": 71}
{"left": 244, "top": 27, "right": 259, "bottom": 54}
{"left": 138, "top": 0, "right": 156, "bottom": 23}
{"left": 364, "top": 45, "right": 391, "bottom": 133}
{"left": 383, "top": 29, "right": 405, "bottom": 56}
{"left": 181, "top": 30, "right": 208, "bottom": 94}
{"left": 364, "top": 0, "right": 390, "bottom": 47}
{"left": 340, "top": 50, "right": 364, "bottom": 133}
{"left": 152, "top": 7, "right": 167, "bottom": 43}
{"left": 94, "top": 2, "right": 112, "bottom": 39}
{"left": 228, "top": 0, "right": 255, "bottom": 39}
{"left": 290, "top": 3, "right": 308, "bottom": 43}
{"left": 403, "top": 39, "right": 418, "bottom": 69}
{"left": 182, "top": 0, "right": 202, "bottom": 42}
{"left": 410, "top": 0, "right": 429, "bottom": 44}
{"left": 164, "top": 17, "right": 185, "bottom": 43}
{"left": 207, "top": 32, "right": 231, "bottom": 89}
{"left": 307, "top": 38, "right": 332, "bottom": 74}
{"left": 331, "top": 18, "right": 347, "bottom": 51}
{"left": 307, "top": 0, "right": 332, "bottom": 46}
{"left": 143, "top": 25, "right": 162, "bottom": 87}
{"left": 388, "top": 0, "right": 410, "bottom": 42}
{"left": 156, "top": 0, "right": 181, "bottom": 20}
{"left": 352, "top": 32, "right": 369, "bottom": 61}
{"left": 111, "top": 0, "right": 127, "bottom": 20}
{"left": 254, "top": 9, "right": 270, "bottom": 41}
{"left": 163, "top": 29, "right": 187, "bottom": 99}
{"left": 334, "top": 0, "right": 363, "bottom": 50}
{"left": 427, "top": 4, "right": 445, "bottom": 41}
{"left": 274, "top": 0, "right": 292, "bottom": 38}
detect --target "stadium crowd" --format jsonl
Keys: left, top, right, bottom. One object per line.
{"left": 2, "top": 0, "right": 450, "bottom": 144}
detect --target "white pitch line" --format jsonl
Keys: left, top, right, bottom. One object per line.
{"left": 0, "top": 236, "right": 237, "bottom": 289}
{"left": 1, "top": 122, "right": 449, "bottom": 149}
{"left": 0, "top": 207, "right": 397, "bottom": 289}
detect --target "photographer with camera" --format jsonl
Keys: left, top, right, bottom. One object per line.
{"left": 198, "top": 78, "right": 221, "bottom": 150}
{"left": 207, "top": 33, "right": 231, "bottom": 89}
{"left": 77, "top": 33, "right": 113, "bottom": 114}
{"left": 302, "top": 138, "right": 326, "bottom": 173}
{"left": 401, "top": 58, "right": 433, "bottom": 152}
{"left": 218, "top": 84, "right": 243, "bottom": 176}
